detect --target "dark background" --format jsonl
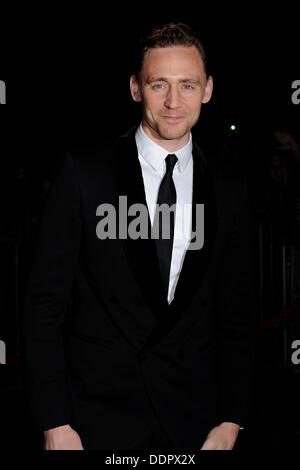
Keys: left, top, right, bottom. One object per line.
{"left": 1, "top": 5, "right": 300, "bottom": 451}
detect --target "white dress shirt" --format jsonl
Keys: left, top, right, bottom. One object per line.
{"left": 135, "top": 124, "right": 193, "bottom": 304}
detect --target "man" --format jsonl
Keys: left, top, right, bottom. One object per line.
{"left": 24, "top": 22, "right": 257, "bottom": 450}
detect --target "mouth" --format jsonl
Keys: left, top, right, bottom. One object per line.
{"left": 162, "top": 116, "right": 184, "bottom": 124}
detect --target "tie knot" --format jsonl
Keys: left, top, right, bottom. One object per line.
{"left": 165, "top": 154, "right": 178, "bottom": 174}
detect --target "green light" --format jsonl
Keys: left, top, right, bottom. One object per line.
{"left": 230, "top": 124, "right": 236, "bottom": 131}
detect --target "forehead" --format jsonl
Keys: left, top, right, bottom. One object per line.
{"left": 142, "top": 45, "right": 205, "bottom": 78}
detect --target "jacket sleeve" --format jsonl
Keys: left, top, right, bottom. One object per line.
{"left": 216, "top": 171, "right": 259, "bottom": 428}
{"left": 23, "top": 153, "right": 81, "bottom": 432}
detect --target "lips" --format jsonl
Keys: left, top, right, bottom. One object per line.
{"left": 162, "top": 116, "right": 184, "bottom": 123}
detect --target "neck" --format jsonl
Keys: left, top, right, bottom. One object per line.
{"left": 141, "top": 122, "right": 190, "bottom": 152}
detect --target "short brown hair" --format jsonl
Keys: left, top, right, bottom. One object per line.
{"left": 133, "top": 22, "right": 208, "bottom": 78}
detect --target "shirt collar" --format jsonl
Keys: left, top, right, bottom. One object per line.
{"left": 135, "top": 123, "right": 192, "bottom": 173}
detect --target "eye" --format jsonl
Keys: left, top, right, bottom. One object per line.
{"left": 151, "top": 83, "right": 166, "bottom": 90}
{"left": 182, "top": 84, "right": 195, "bottom": 90}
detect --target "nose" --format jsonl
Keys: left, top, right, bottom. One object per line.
{"left": 164, "top": 86, "right": 181, "bottom": 109}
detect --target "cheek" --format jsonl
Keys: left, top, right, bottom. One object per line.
{"left": 189, "top": 99, "right": 203, "bottom": 115}
{"left": 144, "top": 91, "right": 166, "bottom": 107}
{"left": 181, "top": 94, "right": 202, "bottom": 109}
{"left": 144, "top": 98, "right": 163, "bottom": 116}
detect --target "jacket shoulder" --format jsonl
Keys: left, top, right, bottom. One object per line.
{"left": 69, "top": 138, "right": 116, "bottom": 171}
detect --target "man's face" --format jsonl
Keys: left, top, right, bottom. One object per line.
{"left": 130, "top": 45, "right": 213, "bottom": 150}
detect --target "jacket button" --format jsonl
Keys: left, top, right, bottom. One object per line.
{"left": 177, "top": 348, "right": 184, "bottom": 359}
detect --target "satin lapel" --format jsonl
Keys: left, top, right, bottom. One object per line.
{"left": 114, "top": 129, "right": 169, "bottom": 318}
{"left": 142, "top": 141, "right": 218, "bottom": 351}
{"left": 170, "top": 141, "right": 217, "bottom": 312}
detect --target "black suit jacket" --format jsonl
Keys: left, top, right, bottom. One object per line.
{"left": 24, "top": 127, "right": 257, "bottom": 450}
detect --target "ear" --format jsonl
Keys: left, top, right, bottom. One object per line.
{"left": 202, "top": 75, "right": 213, "bottom": 104}
{"left": 130, "top": 75, "right": 142, "bottom": 102}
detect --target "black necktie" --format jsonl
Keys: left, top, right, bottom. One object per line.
{"left": 153, "top": 154, "right": 178, "bottom": 296}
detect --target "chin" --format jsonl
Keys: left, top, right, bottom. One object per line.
{"left": 158, "top": 125, "right": 188, "bottom": 141}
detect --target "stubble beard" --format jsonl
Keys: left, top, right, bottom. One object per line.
{"left": 151, "top": 120, "right": 190, "bottom": 143}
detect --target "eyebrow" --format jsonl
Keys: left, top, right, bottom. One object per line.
{"left": 147, "top": 77, "right": 201, "bottom": 85}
